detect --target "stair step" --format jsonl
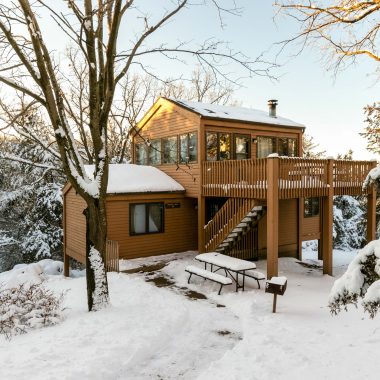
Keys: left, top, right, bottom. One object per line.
{"left": 228, "top": 232, "right": 238, "bottom": 238}
{"left": 236, "top": 222, "right": 248, "bottom": 228}
{"left": 232, "top": 227, "right": 243, "bottom": 233}
{"left": 246, "top": 212, "right": 257, "bottom": 218}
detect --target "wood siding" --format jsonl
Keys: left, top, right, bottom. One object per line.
{"left": 64, "top": 186, "right": 86, "bottom": 264}
{"left": 134, "top": 100, "right": 201, "bottom": 197}
{"left": 64, "top": 187, "right": 198, "bottom": 263}
{"left": 258, "top": 199, "right": 298, "bottom": 255}
{"left": 107, "top": 195, "right": 198, "bottom": 259}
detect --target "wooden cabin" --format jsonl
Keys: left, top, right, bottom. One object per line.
{"left": 63, "top": 164, "right": 198, "bottom": 272}
{"left": 63, "top": 97, "right": 377, "bottom": 278}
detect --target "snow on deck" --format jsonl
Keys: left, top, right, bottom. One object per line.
{"left": 168, "top": 98, "right": 304, "bottom": 128}
{"left": 85, "top": 164, "right": 185, "bottom": 194}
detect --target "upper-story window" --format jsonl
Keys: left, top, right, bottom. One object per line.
{"left": 149, "top": 139, "right": 161, "bottom": 165}
{"left": 257, "top": 136, "right": 297, "bottom": 158}
{"left": 135, "top": 132, "right": 197, "bottom": 166}
{"left": 162, "top": 136, "right": 178, "bottom": 164}
{"left": 207, "top": 132, "right": 250, "bottom": 161}
{"left": 136, "top": 143, "right": 148, "bottom": 165}
{"left": 180, "top": 132, "right": 198, "bottom": 163}
{"left": 235, "top": 134, "right": 250, "bottom": 160}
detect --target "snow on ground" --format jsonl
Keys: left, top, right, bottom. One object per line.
{"left": 1, "top": 251, "right": 380, "bottom": 380}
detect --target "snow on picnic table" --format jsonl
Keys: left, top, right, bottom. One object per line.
{"left": 1, "top": 249, "right": 380, "bottom": 380}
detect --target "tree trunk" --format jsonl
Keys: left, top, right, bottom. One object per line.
{"left": 84, "top": 195, "right": 109, "bottom": 311}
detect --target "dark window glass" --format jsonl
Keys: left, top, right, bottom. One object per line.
{"left": 206, "top": 132, "right": 218, "bottom": 161}
{"left": 235, "top": 135, "right": 250, "bottom": 160}
{"left": 278, "top": 137, "right": 289, "bottom": 156}
{"left": 219, "top": 133, "right": 231, "bottom": 160}
{"left": 179, "top": 134, "right": 188, "bottom": 163}
{"left": 257, "top": 136, "right": 276, "bottom": 158}
{"left": 136, "top": 143, "right": 147, "bottom": 165}
{"left": 162, "top": 136, "right": 177, "bottom": 164}
{"left": 130, "top": 203, "right": 164, "bottom": 235}
{"left": 304, "top": 197, "right": 319, "bottom": 217}
{"left": 188, "top": 132, "right": 197, "bottom": 162}
{"left": 149, "top": 139, "right": 161, "bottom": 165}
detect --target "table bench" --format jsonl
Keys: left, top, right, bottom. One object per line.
{"left": 195, "top": 252, "right": 263, "bottom": 292}
{"left": 244, "top": 270, "right": 266, "bottom": 289}
{"left": 185, "top": 265, "right": 233, "bottom": 295}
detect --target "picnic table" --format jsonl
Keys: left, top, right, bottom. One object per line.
{"left": 195, "top": 252, "right": 258, "bottom": 292}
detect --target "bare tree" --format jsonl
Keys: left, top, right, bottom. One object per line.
{"left": 276, "top": 1, "right": 380, "bottom": 72}
{"left": 0, "top": 0, "right": 272, "bottom": 311}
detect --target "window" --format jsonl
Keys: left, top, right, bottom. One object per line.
{"left": 179, "top": 132, "right": 198, "bottom": 163}
{"left": 135, "top": 143, "right": 147, "bottom": 165}
{"left": 149, "top": 139, "right": 161, "bottom": 165}
{"left": 130, "top": 203, "right": 164, "bottom": 235}
{"left": 206, "top": 132, "right": 218, "bottom": 161}
{"left": 219, "top": 133, "right": 231, "bottom": 160}
{"left": 257, "top": 136, "right": 276, "bottom": 158}
{"left": 304, "top": 197, "right": 319, "bottom": 218}
{"left": 206, "top": 132, "right": 232, "bottom": 161}
{"left": 162, "top": 136, "right": 177, "bottom": 164}
{"left": 278, "top": 137, "right": 297, "bottom": 157}
{"left": 188, "top": 132, "right": 198, "bottom": 162}
{"left": 234, "top": 134, "right": 250, "bottom": 160}
{"left": 257, "top": 136, "right": 298, "bottom": 158}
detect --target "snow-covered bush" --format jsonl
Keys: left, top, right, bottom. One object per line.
{"left": 0, "top": 283, "right": 65, "bottom": 339}
{"left": 329, "top": 240, "right": 380, "bottom": 318}
{"left": 333, "top": 195, "right": 366, "bottom": 249}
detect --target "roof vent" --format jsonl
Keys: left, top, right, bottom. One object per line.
{"left": 268, "top": 99, "right": 278, "bottom": 118}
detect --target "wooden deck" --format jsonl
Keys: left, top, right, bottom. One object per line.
{"left": 202, "top": 157, "right": 376, "bottom": 199}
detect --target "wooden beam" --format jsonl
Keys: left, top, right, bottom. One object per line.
{"left": 367, "top": 184, "right": 377, "bottom": 242}
{"left": 297, "top": 198, "right": 303, "bottom": 260}
{"left": 267, "top": 156, "right": 279, "bottom": 279}
{"left": 63, "top": 252, "right": 70, "bottom": 277}
{"left": 322, "top": 159, "right": 334, "bottom": 275}
{"left": 198, "top": 195, "right": 206, "bottom": 252}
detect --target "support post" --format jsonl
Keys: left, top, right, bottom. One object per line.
{"left": 63, "top": 252, "right": 70, "bottom": 277}
{"left": 322, "top": 158, "right": 334, "bottom": 275}
{"left": 297, "top": 198, "right": 303, "bottom": 260}
{"left": 367, "top": 184, "right": 377, "bottom": 242}
{"left": 267, "top": 156, "right": 279, "bottom": 279}
{"left": 198, "top": 195, "right": 206, "bottom": 252}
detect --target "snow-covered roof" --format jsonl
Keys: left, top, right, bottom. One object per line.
{"left": 167, "top": 98, "right": 304, "bottom": 128}
{"left": 85, "top": 164, "right": 185, "bottom": 194}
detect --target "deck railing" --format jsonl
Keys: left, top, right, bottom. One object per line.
{"left": 202, "top": 157, "right": 376, "bottom": 199}
{"left": 204, "top": 198, "right": 256, "bottom": 252}
{"left": 105, "top": 239, "right": 119, "bottom": 272}
{"left": 202, "top": 158, "right": 267, "bottom": 199}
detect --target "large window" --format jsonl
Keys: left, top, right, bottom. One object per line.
{"left": 130, "top": 203, "right": 164, "bottom": 235}
{"left": 179, "top": 132, "right": 198, "bottom": 163}
{"left": 304, "top": 197, "right": 319, "bottom": 218}
{"left": 206, "top": 132, "right": 242, "bottom": 161}
{"left": 149, "top": 139, "right": 161, "bottom": 165}
{"left": 257, "top": 137, "right": 276, "bottom": 158}
{"left": 162, "top": 136, "right": 178, "bottom": 164}
{"left": 135, "top": 143, "right": 147, "bottom": 165}
{"left": 257, "top": 136, "right": 297, "bottom": 158}
{"left": 234, "top": 134, "right": 250, "bottom": 160}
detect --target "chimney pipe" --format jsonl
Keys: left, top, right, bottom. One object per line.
{"left": 268, "top": 99, "right": 278, "bottom": 118}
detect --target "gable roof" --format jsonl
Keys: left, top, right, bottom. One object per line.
{"left": 165, "top": 98, "right": 304, "bottom": 129}
{"left": 84, "top": 164, "right": 185, "bottom": 194}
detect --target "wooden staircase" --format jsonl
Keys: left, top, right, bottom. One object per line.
{"left": 214, "top": 205, "right": 265, "bottom": 256}
{"left": 204, "top": 198, "right": 266, "bottom": 258}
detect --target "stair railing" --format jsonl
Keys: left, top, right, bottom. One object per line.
{"left": 204, "top": 198, "right": 256, "bottom": 252}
